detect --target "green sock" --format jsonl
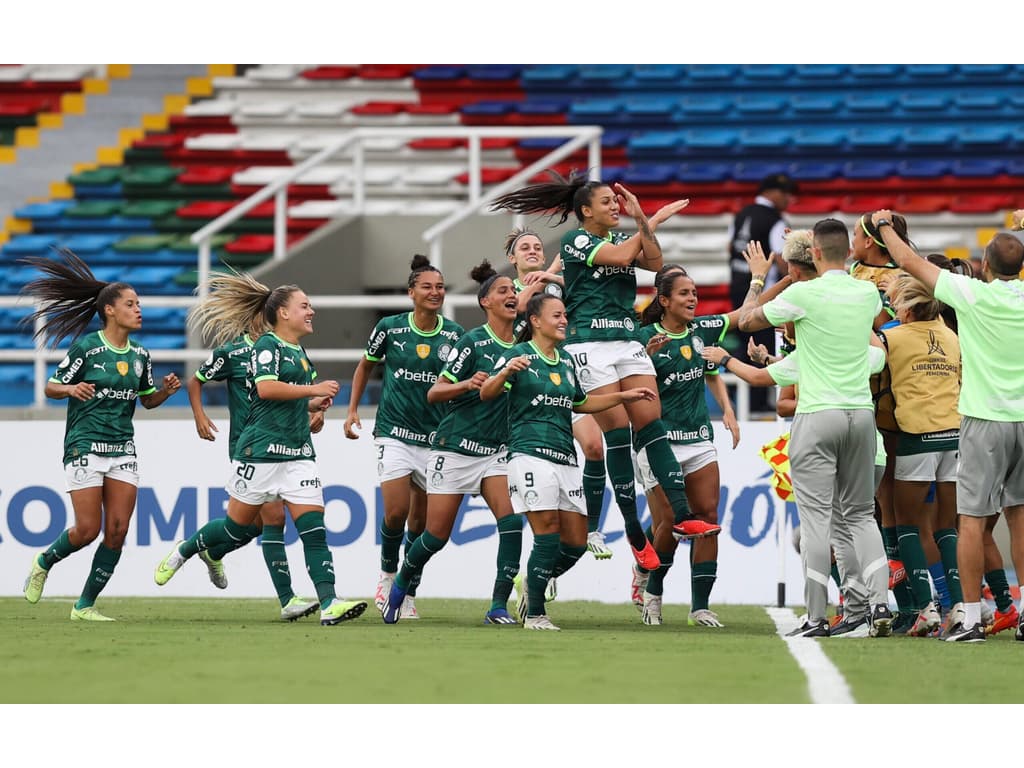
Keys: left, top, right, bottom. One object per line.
{"left": 295, "top": 512, "right": 335, "bottom": 608}
{"left": 830, "top": 562, "right": 842, "bottom": 590}
{"left": 491, "top": 514, "right": 523, "bottom": 611}
{"left": 396, "top": 530, "right": 447, "bottom": 591}
{"left": 74, "top": 544, "right": 122, "bottom": 610}
{"left": 883, "top": 526, "right": 914, "bottom": 612}
{"left": 404, "top": 529, "right": 422, "bottom": 596}
{"left": 582, "top": 458, "right": 606, "bottom": 534}
{"left": 181, "top": 516, "right": 251, "bottom": 558}
{"left": 985, "top": 568, "right": 1014, "bottom": 612}
{"left": 259, "top": 524, "right": 294, "bottom": 607}
{"left": 635, "top": 421, "right": 692, "bottom": 523}
{"left": 604, "top": 427, "right": 645, "bottom": 550}
{"left": 379, "top": 521, "right": 405, "bottom": 574}
{"left": 933, "top": 528, "right": 963, "bottom": 605}
{"left": 691, "top": 560, "right": 718, "bottom": 612}
{"left": 526, "top": 532, "right": 559, "bottom": 617}
{"left": 551, "top": 543, "right": 587, "bottom": 578}
{"left": 645, "top": 550, "right": 675, "bottom": 596}
{"left": 206, "top": 523, "right": 259, "bottom": 561}
{"left": 40, "top": 529, "right": 83, "bottom": 570}
{"left": 897, "top": 525, "right": 931, "bottom": 609}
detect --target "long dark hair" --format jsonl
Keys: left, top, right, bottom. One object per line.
{"left": 859, "top": 213, "right": 913, "bottom": 256}
{"left": 515, "top": 292, "right": 562, "bottom": 344}
{"left": 640, "top": 264, "right": 689, "bottom": 326}
{"left": 19, "top": 248, "right": 134, "bottom": 348}
{"left": 490, "top": 169, "right": 608, "bottom": 225}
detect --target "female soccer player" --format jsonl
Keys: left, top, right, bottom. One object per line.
{"left": 20, "top": 249, "right": 181, "bottom": 620}
{"left": 344, "top": 255, "right": 465, "bottom": 618}
{"left": 381, "top": 261, "right": 522, "bottom": 624}
{"left": 478, "top": 293, "right": 656, "bottom": 630}
{"left": 154, "top": 271, "right": 366, "bottom": 626}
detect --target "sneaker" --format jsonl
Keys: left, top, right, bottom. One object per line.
{"left": 70, "top": 605, "right": 115, "bottom": 622}
{"left": 869, "top": 604, "right": 894, "bottom": 637}
{"left": 374, "top": 571, "right": 395, "bottom": 611}
{"left": 888, "top": 559, "right": 907, "bottom": 590}
{"left": 829, "top": 613, "right": 844, "bottom": 629}
{"left": 587, "top": 530, "right": 613, "bottom": 560}
{"left": 641, "top": 591, "right": 663, "bottom": 625}
{"left": 154, "top": 541, "right": 187, "bottom": 586}
{"left": 688, "top": 608, "right": 725, "bottom": 628}
{"left": 829, "top": 614, "right": 870, "bottom": 638}
{"left": 321, "top": 598, "right": 368, "bottom": 626}
{"left": 380, "top": 583, "right": 407, "bottom": 625}
{"left": 524, "top": 614, "right": 560, "bottom": 631}
{"left": 280, "top": 596, "right": 319, "bottom": 622}
{"left": 787, "top": 618, "right": 830, "bottom": 637}
{"left": 400, "top": 595, "right": 420, "bottom": 620}
{"left": 671, "top": 519, "right": 722, "bottom": 541}
{"left": 891, "top": 611, "right": 915, "bottom": 636}
{"left": 910, "top": 601, "right": 941, "bottom": 637}
{"left": 945, "top": 602, "right": 966, "bottom": 637}
{"left": 987, "top": 604, "right": 1019, "bottom": 636}
{"left": 544, "top": 577, "right": 558, "bottom": 602}
{"left": 980, "top": 600, "right": 995, "bottom": 627}
{"left": 513, "top": 573, "right": 528, "bottom": 624}
{"left": 630, "top": 539, "right": 661, "bottom": 570}
{"left": 23, "top": 555, "right": 49, "bottom": 604}
{"left": 631, "top": 564, "right": 649, "bottom": 612}
{"left": 484, "top": 608, "right": 517, "bottom": 625}
{"left": 198, "top": 549, "right": 228, "bottom": 590}
{"left": 943, "top": 621, "right": 986, "bottom": 643}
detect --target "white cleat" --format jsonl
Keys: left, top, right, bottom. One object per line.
{"left": 400, "top": 595, "right": 420, "bottom": 620}
{"left": 375, "top": 571, "right": 395, "bottom": 611}
{"left": 198, "top": 549, "right": 228, "bottom": 589}
{"left": 524, "top": 614, "right": 561, "bottom": 631}
{"left": 280, "top": 596, "right": 319, "bottom": 622}
{"left": 631, "top": 564, "right": 649, "bottom": 613}
{"left": 641, "top": 591, "right": 663, "bottom": 625}
{"left": 544, "top": 577, "right": 558, "bottom": 602}
{"left": 688, "top": 608, "right": 725, "bottom": 628}
{"left": 586, "top": 530, "right": 613, "bottom": 560}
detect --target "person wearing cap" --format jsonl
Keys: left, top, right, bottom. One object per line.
{"left": 727, "top": 172, "right": 798, "bottom": 416}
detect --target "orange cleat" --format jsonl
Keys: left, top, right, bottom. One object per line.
{"left": 630, "top": 539, "right": 661, "bottom": 571}
{"left": 672, "top": 519, "right": 722, "bottom": 541}
{"left": 987, "top": 604, "right": 1019, "bottom": 636}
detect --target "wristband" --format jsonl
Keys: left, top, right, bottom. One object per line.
{"left": 750, "top": 277, "right": 765, "bottom": 288}
{"left": 719, "top": 354, "right": 733, "bottom": 368}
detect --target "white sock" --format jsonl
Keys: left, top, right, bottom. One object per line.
{"left": 964, "top": 601, "right": 982, "bottom": 627}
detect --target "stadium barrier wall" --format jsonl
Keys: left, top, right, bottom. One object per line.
{"left": 0, "top": 420, "right": 809, "bottom": 605}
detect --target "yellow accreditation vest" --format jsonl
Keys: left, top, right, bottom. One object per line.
{"left": 882, "top": 318, "right": 961, "bottom": 435}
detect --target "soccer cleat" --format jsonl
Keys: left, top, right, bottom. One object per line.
{"left": 910, "top": 601, "right": 941, "bottom": 637}
{"left": 70, "top": 605, "right": 115, "bottom": 622}
{"left": 630, "top": 538, "right": 661, "bottom": 570}
{"left": 987, "top": 604, "right": 1019, "bottom": 636}
{"left": 829, "top": 614, "right": 870, "bottom": 638}
{"left": 380, "top": 583, "right": 407, "bottom": 625}
{"left": 944, "top": 602, "right": 966, "bottom": 638}
{"left": 829, "top": 613, "right": 844, "bottom": 629}
{"left": 631, "top": 564, "right": 650, "bottom": 612}
{"left": 513, "top": 573, "right": 529, "bottom": 624}
{"left": 524, "top": 614, "right": 560, "bottom": 631}
{"left": 688, "top": 608, "right": 725, "bottom": 628}
{"left": 1015, "top": 615, "right": 1024, "bottom": 642}
{"left": 280, "top": 596, "right": 319, "bottom": 622}
{"left": 374, "top": 571, "right": 395, "bottom": 611}
{"left": 484, "top": 608, "right": 517, "bottom": 625}
{"left": 641, "top": 591, "right": 663, "bottom": 625}
{"left": 198, "top": 549, "right": 228, "bottom": 589}
{"left": 587, "top": 530, "right": 613, "bottom": 560}
{"left": 891, "top": 611, "right": 915, "bottom": 636}
{"left": 671, "top": 519, "right": 722, "bottom": 541}
{"left": 787, "top": 618, "right": 830, "bottom": 637}
{"left": 980, "top": 600, "right": 995, "bottom": 627}
{"left": 400, "top": 595, "right": 420, "bottom": 620}
{"left": 869, "top": 604, "right": 894, "bottom": 637}
{"left": 321, "top": 598, "right": 368, "bottom": 626}
{"left": 544, "top": 577, "right": 558, "bottom": 602}
{"left": 888, "top": 559, "right": 907, "bottom": 590}
{"left": 154, "top": 541, "right": 186, "bottom": 586}
{"left": 944, "top": 621, "right": 986, "bottom": 643}
{"left": 23, "top": 555, "right": 49, "bottom": 604}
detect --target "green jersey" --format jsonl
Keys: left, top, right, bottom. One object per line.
{"left": 432, "top": 324, "right": 514, "bottom": 457}
{"left": 195, "top": 334, "right": 254, "bottom": 457}
{"left": 234, "top": 332, "right": 317, "bottom": 463}
{"left": 513, "top": 277, "right": 563, "bottom": 339}
{"left": 499, "top": 340, "right": 587, "bottom": 466}
{"left": 49, "top": 330, "right": 156, "bottom": 465}
{"left": 560, "top": 227, "right": 640, "bottom": 343}
{"left": 640, "top": 315, "right": 729, "bottom": 445}
{"left": 365, "top": 312, "right": 465, "bottom": 447}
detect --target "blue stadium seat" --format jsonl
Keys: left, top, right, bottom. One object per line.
{"left": 132, "top": 334, "right": 186, "bottom": 350}
{"left": 569, "top": 99, "right": 623, "bottom": 121}
{"left": 13, "top": 201, "right": 74, "bottom": 222}
{"left": 787, "top": 161, "right": 841, "bottom": 181}
{"left": 0, "top": 364, "right": 34, "bottom": 406}
{"left": 898, "top": 93, "right": 950, "bottom": 114}
{"left": 676, "top": 95, "right": 731, "bottom": 117}
{"left": 0, "top": 235, "right": 59, "bottom": 259}
{"left": 0, "top": 307, "right": 32, "bottom": 331}
{"left": 0, "top": 332, "right": 35, "bottom": 349}
{"left": 624, "top": 98, "right": 676, "bottom": 120}
{"left": 628, "top": 131, "right": 682, "bottom": 155}
{"left": 734, "top": 95, "right": 786, "bottom": 117}
{"left": 620, "top": 164, "right": 676, "bottom": 185}
{"left": 632, "top": 64, "right": 683, "bottom": 84}
{"left": 845, "top": 94, "right": 897, "bottom": 115}
{"left": 517, "top": 100, "right": 569, "bottom": 116}
{"left": 951, "top": 158, "right": 1007, "bottom": 177}
{"left": 577, "top": 65, "right": 630, "bottom": 86}
{"left": 846, "top": 126, "right": 902, "bottom": 149}
{"left": 957, "top": 125, "right": 1012, "bottom": 149}
{"left": 901, "top": 125, "right": 956, "bottom": 149}
{"left": 737, "top": 129, "right": 790, "bottom": 150}
{"left": 842, "top": 160, "right": 897, "bottom": 179}
{"left": 897, "top": 159, "right": 951, "bottom": 178}
{"left": 1005, "top": 159, "right": 1024, "bottom": 177}
{"left": 733, "top": 161, "right": 788, "bottom": 183}
{"left": 521, "top": 65, "right": 578, "bottom": 87}
{"left": 791, "top": 127, "right": 846, "bottom": 150}
{"left": 790, "top": 94, "right": 841, "bottom": 115}
{"left": 679, "top": 128, "right": 737, "bottom": 151}
{"left": 687, "top": 65, "right": 736, "bottom": 82}
{"left": 466, "top": 65, "right": 522, "bottom": 80}
{"left": 61, "top": 234, "right": 122, "bottom": 255}
{"left": 953, "top": 92, "right": 1002, "bottom": 114}
{"left": 1, "top": 265, "right": 44, "bottom": 291}
{"left": 849, "top": 64, "right": 904, "bottom": 80}
{"left": 905, "top": 64, "right": 954, "bottom": 79}
{"left": 957, "top": 64, "right": 1012, "bottom": 79}
{"left": 413, "top": 66, "right": 465, "bottom": 80}
{"left": 140, "top": 307, "right": 188, "bottom": 332}
{"left": 122, "top": 266, "right": 185, "bottom": 294}
{"left": 675, "top": 162, "right": 731, "bottom": 183}
{"left": 740, "top": 64, "right": 793, "bottom": 81}
{"left": 793, "top": 64, "right": 848, "bottom": 80}
{"left": 461, "top": 101, "right": 516, "bottom": 117}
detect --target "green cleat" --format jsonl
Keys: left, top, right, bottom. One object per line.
{"left": 70, "top": 606, "right": 115, "bottom": 622}
{"left": 154, "top": 541, "right": 186, "bottom": 586}
{"left": 281, "top": 596, "right": 319, "bottom": 622}
{"left": 320, "top": 598, "right": 368, "bottom": 626}
{"left": 23, "top": 555, "right": 49, "bottom": 604}
{"left": 198, "top": 549, "right": 228, "bottom": 589}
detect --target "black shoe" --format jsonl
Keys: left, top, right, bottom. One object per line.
{"left": 830, "top": 614, "right": 869, "bottom": 637}
{"left": 1015, "top": 618, "right": 1024, "bottom": 642}
{"left": 943, "top": 621, "right": 986, "bottom": 643}
{"left": 787, "top": 618, "right": 830, "bottom": 638}
{"left": 891, "top": 611, "right": 915, "bottom": 635}
{"left": 869, "top": 604, "right": 894, "bottom": 637}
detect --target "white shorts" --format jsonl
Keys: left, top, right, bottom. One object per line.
{"left": 228, "top": 460, "right": 324, "bottom": 506}
{"left": 635, "top": 441, "right": 718, "bottom": 491}
{"left": 895, "top": 450, "right": 958, "bottom": 482}
{"left": 374, "top": 436, "right": 428, "bottom": 489}
{"left": 65, "top": 454, "right": 139, "bottom": 492}
{"left": 508, "top": 455, "right": 586, "bottom": 516}
{"left": 564, "top": 340, "right": 655, "bottom": 393}
{"left": 427, "top": 449, "right": 507, "bottom": 495}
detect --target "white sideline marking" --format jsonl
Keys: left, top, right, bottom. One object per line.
{"left": 766, "top": 607, "right": 855, "bottom": 704}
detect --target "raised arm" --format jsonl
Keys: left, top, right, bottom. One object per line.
{"left": 871, "top": 209, "right": 941, "bottom": 292}
{"left": 736, "top": 240, "right": 778, "bottom": 332}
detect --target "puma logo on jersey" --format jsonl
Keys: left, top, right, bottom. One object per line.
{"left": 658, "top": 352, "right": 672, "bottom": 360}
{"left": 393, "top": 341, "right": 407, "bottom": 351}
{"left": 527, "top": 367, "right": 541, "bottom": 378}
{"left": 482, "top": 353, "right": 496, "bottom": 363}
{"left": 283, "top": 356, "right": 296, "bottom": 365}
{"left": 93, "top": 362, "right": 107, "bottom": 372}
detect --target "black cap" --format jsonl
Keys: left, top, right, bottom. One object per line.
{"left": 758, "top": 173, "right": 798, "bottom": 194}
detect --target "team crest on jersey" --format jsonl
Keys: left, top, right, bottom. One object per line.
{"left": 692, "top": 337, "right": 705, "bottom": 355}
{"left": 301, "top": 444, "right": 312, "bottom": 457}
{"left": 134, "top": 359, "right": 143, "bottom": 377}
{"left": 680, "top": 346, "right": 692, "bottom": 360}
{"left": 116, "top": 361, "right": 129, "bottom": 376}
{"left": 574, "top": 234, "right": 590, "bottom": 249}
{"left": 301, "top": 358, "right": 309, "bottom": 372}
{"left": 549, "top": 373, "right": 561, "bottom": 386}
{"left": 438, "top": 343, "right": 453, "bottom": 361}
{"left": 416, "top": 344, "right": 430, "bottom": 359}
